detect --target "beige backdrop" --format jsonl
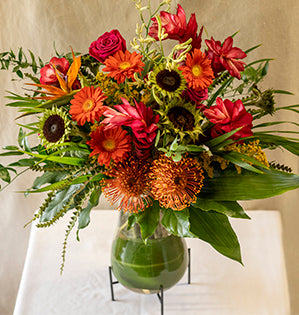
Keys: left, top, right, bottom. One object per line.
{"left": 0, "top": 0, "right": 298, "bottom": 314}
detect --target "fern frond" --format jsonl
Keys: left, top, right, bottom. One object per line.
{"left": 23, "top": 191, "right": 55, "bottom": 227}
{"left": 35, "top": 197, "right": 73, "bottom": 228}
{"left": 60, "top": 208, "right": 80, "bottom": 274}
{"left": 269, "top": 161, "right": 293, "bottom": 173}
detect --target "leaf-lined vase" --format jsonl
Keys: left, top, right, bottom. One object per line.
{"left": 111, "top": 209, "right": 188, "bottom": 294}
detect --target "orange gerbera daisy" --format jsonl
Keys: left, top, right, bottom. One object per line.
{"left": 102, "top": 50, "right": 145, "bottom": 84}
{"left": 86, "top": 125, "right": 131, "bottom": 167}
{"left": 102, "top": 155, "right": 152, "bottom": 213}
{"left": 179, "top": 49, "right": 214, "bottom": 91}
{"left": 69, "top": 86, "right": 108, "bottom": 125}
{"left": 148, "top": 154, "right": 204, "bottom": 211}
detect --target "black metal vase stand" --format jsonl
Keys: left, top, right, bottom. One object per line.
{"left": 108, "top": 248, "right": 191, "bottom": 315}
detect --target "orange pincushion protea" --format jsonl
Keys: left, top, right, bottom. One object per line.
{"left": 69, "top": 86, "right": 107, "bottom": 126}
{"left": 102, "top": 50, "right": 145, "bottom": 84}
{"left": 148, "top": 155, "right": 204, "bottom": 210}
{"left": 102, "top": 155, "right": 152, "bottom": 213}
{"left": 86, "top": 125, "right": 131, "bottom": 167}
{"left": 179, "top": 49, "right": 214, "bottom": 91}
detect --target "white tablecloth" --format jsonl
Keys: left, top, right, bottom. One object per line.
{"left": 13, "top": 210, "right": 290, "bottom": 315}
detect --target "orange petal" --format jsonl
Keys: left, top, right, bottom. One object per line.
{"left": 67, "top": 47, "right": 81, "bottom": 90}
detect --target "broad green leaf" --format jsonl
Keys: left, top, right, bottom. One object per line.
{"left": 9, "top": 158, "right": 36, "bottom": 167}
{"left": 32, "top": 171, "right": 67, "bottom": 189}
{"left": 40, "top": 184, "right": 81, "bottom": 222}
{"left": 128, "top": 214, "right": 137, "bottom": 230}
{"left": 192, "top": 199, "right": 250, "bottom": 219}
{"left": 18, "top": 128, "right": 31, "bottom": 152}
{"left": 77, "top": 188, "right": 101, "bottom": 239}
{"left": 189, "top": 206, "right": 242, "bottom": 264}
{"left": 0, "top": 165, "right": 10, "bottom": 183}
{"left": 161, "top": 208, "right": 194, "bottom": 237}
{"left": 199, "top": 168, "right": 299, "bottom": 200}
{"left": 136, "top": 201, "right": 160, "bottom": 242}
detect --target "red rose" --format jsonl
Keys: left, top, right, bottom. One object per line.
{"left": 89, "top": 29, "right": 126, "bottom": 63}
{"left": 40, "top": 57, "right": 69, "bottom": 86}
{"left": 203, "top": 97, "right": 253, "bottom": 140}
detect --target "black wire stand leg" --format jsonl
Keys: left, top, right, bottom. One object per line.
{"left": 188, "top": 247, "right": 191, "bottom": 284}
{"left": 157, "top": 285, "right": 164, "bottom": 315}
{"left": 108, "top": 266, "right": 119, "bottom": 301}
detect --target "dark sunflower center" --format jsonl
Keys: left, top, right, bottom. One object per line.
{"left": 168, "top": 106, "right": 195, "bottom": 131}
{"left": 156, "top": 69, "right": 181, "bottom": 92}
{"left": 43, "top": 114, "right": 65, "bottom": 143}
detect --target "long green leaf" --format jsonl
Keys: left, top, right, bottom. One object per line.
{"left": 217, "top": 151, "right": 268, "bottom": 173}
{"left": 32, "top": 171, "right": 68, "bottom": 189}
{"left": 207, "top": 77, "right": 234, "bottom": 107}
{"left": 204, "top": 127, "right": 242, "bottom": 149}
{"left": 273, "top": 89, "right": 294, "bottom": 95}
{"left": 192, "top": 199, "right": 250, "bottom": 219}
{"left": 249, "top": 133, "right": 299, "bottom": 156}
{"left": 253, "top": 121, "right": 299, "bottom": 129}
{"left": 19, "top": 150, "right": 85, "bottom": 166}
{"left": 199, "top": 168, "right": 299, "bottom": 200}
{"left": 189, "top": 206, "right": 242, "bottom": 264}
{"left": 245, "top": 44, "right": 262, "bottom": 54}
{"left": 245, "top": 58, "right": 274, "bottom": 68}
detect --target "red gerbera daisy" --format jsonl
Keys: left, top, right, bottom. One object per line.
{"left": 86, "top": 125, "right": 131, "bottom": 166}
{"left": 179, "top": 49, "right": 214, "bottom": 91}
{"left": 102, "top": 50, "right": 145, "bottom": 84}
{"left": 69, "top": 86, "right": 108, "bottom": 126}
{"left": 102, "top": 155, "right": 152, "bottom": 213}
{"left": 148, "top": 155, "right": 204, "bottom": 211}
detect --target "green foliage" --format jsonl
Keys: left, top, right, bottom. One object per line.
{"left": 0, "top": 48, "right": 43, "bottom": 80}
{"left": 188, "top": 206, "right": 242, "bottom": 264}
{"left": 134, "top": 201, "right": 161, "bottom": 242}
{"left": 192, "top": 199, "right": 250, "bottom": 219}
{"left": 161, "top": 207, "right": 194, "bottom": 237}
{"left": 199, "top": 168, "right": 299, "bottom": 200}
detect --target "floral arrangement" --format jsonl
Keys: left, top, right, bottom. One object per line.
{"left": 1, "top": 0, "right": 298, "bottom": 271}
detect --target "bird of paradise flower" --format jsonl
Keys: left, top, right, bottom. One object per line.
{"left": 27, "top": 49, "right": 81, "bottom": 100}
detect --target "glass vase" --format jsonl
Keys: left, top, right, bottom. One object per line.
{"left": 111, "top": 210, "right": 188, "bottom": 294}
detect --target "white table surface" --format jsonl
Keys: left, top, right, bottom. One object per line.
{"left": 13, "top": 210, "right": 290, "bottom": 315}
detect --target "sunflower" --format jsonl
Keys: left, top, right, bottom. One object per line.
{"left": 179, "top": 49, "right": 214, "bottom": 91}
{"left": 157, "top": 99, "right": 203, "bottom": 141}
{"left": 101, "top": 155, "right": 152, "bottom": 213}
{"left": 69, "top": 86, "right": 108, "bottom": 126}
{"left": 102, "top": 50, "right": 145, "bottom": 84}
{"left": 86, "top": 125, "right": 132, "bottom": 167}
{"left": 148, "top": 154, "right": 204, "bottom": 211}
{"left": 148, "top": 64, "right": 186, "bottom": 100}
{"left": 38, "top": 106, "right": 71, "bottom": 149}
